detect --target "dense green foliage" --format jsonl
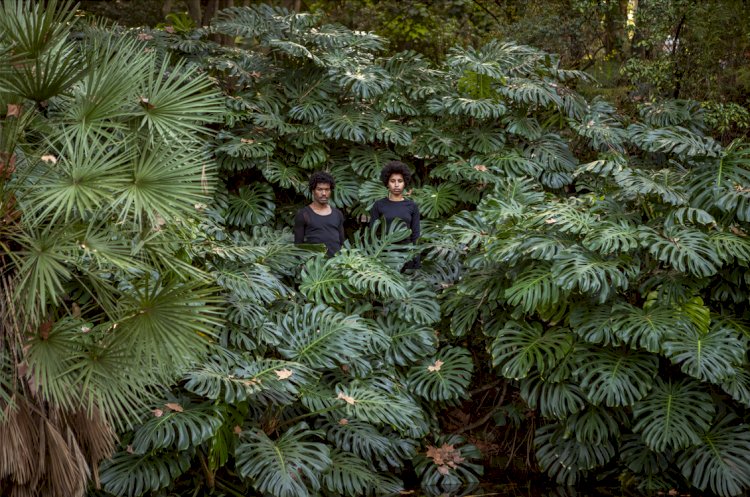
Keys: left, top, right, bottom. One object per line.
{"left": 2, "top": 2, "right": 750, "bottom": 497}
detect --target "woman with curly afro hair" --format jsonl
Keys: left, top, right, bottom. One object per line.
{"left": 369, "top": 160, "right": 421, "bottom": 269}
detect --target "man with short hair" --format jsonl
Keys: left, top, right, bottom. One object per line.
{"left": 294, "top": 171, "right": 345, "bottom": 256}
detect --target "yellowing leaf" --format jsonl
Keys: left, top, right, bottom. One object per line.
{"left": 337, "top": 391, "right": 356, "bottom": 405}
{"left": 164, "top": 402, "right": 184, "bottom": 412}
{"left": 275, "top": 369, "right": 293, "bottom": 380}
{"left": 428, "top": 360, "right": 444, "bottom": 372}
{"left": 7, "top": 104, "right": 21, "bottom": 117}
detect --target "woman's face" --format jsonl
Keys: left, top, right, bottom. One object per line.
{"left": 387, "top": 173, "right": 405, "bottom": 196}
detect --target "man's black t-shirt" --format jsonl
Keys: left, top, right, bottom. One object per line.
{"left": 294, "top": 205, "right": 345, "bottom": 256}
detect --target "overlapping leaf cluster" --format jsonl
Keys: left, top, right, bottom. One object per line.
{"left": 3, "top": 2, "right": 750, "bottom": 497}
{"left": 106, "top": 5, "right": 750, "bottom": 497}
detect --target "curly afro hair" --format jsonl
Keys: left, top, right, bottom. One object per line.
{"left": 308, "top": 171, "right": 335, "bottom": 192}
{"left": 379, "top": 160, "right": 412, "bottom": 187}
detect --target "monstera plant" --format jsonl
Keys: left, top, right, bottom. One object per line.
{"left": 3, "top": 2, "right": 750, "bottom": 497}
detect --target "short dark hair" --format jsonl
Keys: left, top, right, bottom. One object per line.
{"left": 380, "top": 160, "right": 412, "bottom": 187}
{"left": 309, "top": 171, "right": 335, "bottom": 192}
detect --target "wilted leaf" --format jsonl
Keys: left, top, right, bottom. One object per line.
{"left": 275, "top": 369, "right": 293, "bottom": 380}
{"left": 428, "top": 360, "right": 444, "bottom": 372}
{"left": 425, "top": 443, "right": 465, "bottom": 475}
{"left": 337, "top": 392, "right": 356, "bottom": 405}
{"left": 164, "top": 403, "right": 184, "bottom": 412}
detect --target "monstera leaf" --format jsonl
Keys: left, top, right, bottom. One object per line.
{"left": 376, "top": 314, "right": 438, "bottom": 367}
{"left": 184, "top": 355, "right": 316, "bottom": 404}
{"left": 322, "top": 449, "right": 382, "bottom": 496}
{"left": 611, "top": 301, "right": 687, "bottom": 353}
{"left": 677, "top": 415, "right": 750, "bottom": 497}
{"left": 299, "top": 256, "right": 357, "bottom": 305}
{"left": 503, "top": 261, "right": 564, "bottom": 313}
{"left": 662, "top": 325, "right": 745, "bottom": 383}
{"left": 276, "top": 304, "right": 375, "bottom": 368}
{"left": 520, "top": 373, "right": 588, "bottom": 419}
{"left": 328, "top": 383, "right": 427, "bottom": 437}
{"left": 575, "top": 345, "right": 658, "bottom": 407}
{"left": 225, "top": 183, "right": 276, "bottom": 227}
{"left": 490, "top": 320, "right": 573, "bottom": 380}
{"left": 407, "top": 346, "right": 474, "bottom": 402}
{"left": 236, "top": 423, "right": 331, "bottom": 497}
{"left": 387, "top": 280, "right": 441, "bottom": 325}
{"left": 535, "top": 422, "right": 615, "bottom": 486}
{"left": 632, "top": 378, "right": 715, "bottom": 452}
{"left": 322, "top": 419, "right": 417, "bottom": 470}
{"left": 563, "top": 406, "right": 622, "bottom": 444}
{"left": 100, "top": 451, "right": 191, "bottom": 497}
{"left": 131, "top": 402, "right": 223, "bottom": 453}
{"left": 569, "top": 303, "right": 621, "bottom": 346}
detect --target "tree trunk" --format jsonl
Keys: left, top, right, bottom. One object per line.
{"left": 220, "top": 0, "right": 235, "bottom": 46}
{"left": 161, "top": 0, "right": 173, "bottom": 20}
{"left": 203, "top": 0, "right": 219, "bottom": 27}
{"left": 602, "top": 0, "right": 628, "bottom": 57}
{"left": 186, "top": 0, "right": 201, "bottom": 26}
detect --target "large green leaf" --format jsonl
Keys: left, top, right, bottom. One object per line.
{"left": 131, "top": 402, "right": 223, "bottom": 453}
{"left": 376, "top": 314, "right": 437, "bottom": 367}
{"left": 632, "top": 378, "right": 715, "bottom": 452}
{"left": 225, "top": 183, "right": 276, "bottom": 227}
{"left": 551, "top": 246, "right": 632, "bottom": 302}
{"left": 322, "top": 419, "right": 417, "bottom": 469}
{"left": 322, "top": 449, "right": 381, "bottom": 495}
{"left": 520, "top": 373, "right": 588, "bottom": 419}
{"left": 407, "top": 346, "right": 473, "bottom": 402}
{"left": 184, "top": 356, "right": 315, "bottom": 404}
{"left": 575, "top": 346, "right": 658, "bottom": 407}
{"left": 663, "top": 325, "right": 745, "bottom": 383}
{"left": 535, "top": 422, "right": 615, "bottom": 485}
{"left": 677, "top": 415, "right": 750, "bottom": 497}
{"left": 329, "top": 383, "right": 427, "bottom": 437}
{"left": 236, "top": 423, "right": 331, "bottom": 497}
{"left": 276, "top": 304, "right": 376, "bottom": 368}
{"left": 489, "top": 321, "right": 573, "bottom": 380}
{"left": 100, "top": 451, "right": 191, "bottom": 497}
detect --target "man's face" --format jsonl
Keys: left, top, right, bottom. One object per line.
{"left": 312, "top": 183, "right": 332, "bottom": 205}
